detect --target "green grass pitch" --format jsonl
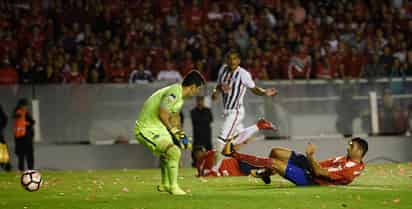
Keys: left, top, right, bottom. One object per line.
{"left": 1, "top": 163, "right": 411, "bottom": 209}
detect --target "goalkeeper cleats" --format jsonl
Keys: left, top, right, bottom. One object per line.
{"left": 157, "top": 184, "right": 170, "bottom": 192}
{"left": 168, "top": 185, "right": 186, "bottom": 195}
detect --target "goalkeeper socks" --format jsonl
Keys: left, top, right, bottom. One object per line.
{"left": 233, "top": 125, "right": 259, "bottom": 145}
{"left": 167, "top": 160, "right": 179, "bottom": 188}
{"left": 232, "top": 152, "right": 273, "bottom": 169}
{"left": 160, "top": 158, "right": 170, "bottom": 187}
{"left": 165, "top": 145, "right": 181, "bottom": 188}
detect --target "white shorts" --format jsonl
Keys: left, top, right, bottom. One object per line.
{"left": 217, "top": 107, "right": 245, "bottom": 144}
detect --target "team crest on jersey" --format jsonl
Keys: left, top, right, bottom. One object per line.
{"left": 169, "top": 94, "right": 176, "bottom": 99}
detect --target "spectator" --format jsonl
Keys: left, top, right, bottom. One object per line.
{"left": 108, "top": 59, "right": 129, "bottom": 83}
{"left": 389, "top": 58, "right": 407, "bottom": 94}
{"left": 363, "top": 53, "right": 386, "bottom": 81}
{"left": 190, "top": 96, "right": 213, "bottom": 165}
{"left": 129, "top": 63, "right": 154, "bottom": 84}
{"left": 157, "top": 62, "right": 182, "bottom": 82}
{"left": 0, "top": 0, "right": 410, "bottom": 84}
{"left": 288, "top": 45, "right": 312, "bottom": 80}
{"left": 314, "top": 49, "right": 335, "bottom": 79}
{"left": 18, "top": 58, "right": 34, "bottom": 84}
{"left": 13, "top": 98, "right": 35, "bottom": 171}
{"left": 0, "top": 58, "right": 18, "bottom": 85}
{"left": 405, "top": 50, "right": 412, "bottom": 76}
{"left": 0, "top": 104, "right": 11, "bottom": 171}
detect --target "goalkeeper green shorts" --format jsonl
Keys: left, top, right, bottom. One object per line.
{"left": 135, "top": 128, "right": 173, "bottom": 156}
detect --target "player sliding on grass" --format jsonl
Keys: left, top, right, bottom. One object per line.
{"left": 134, "top": 70, "right": 205, "bottom": 195}
{"left": 193, "top": 135, "right": 265, "bottom": 177}
{"left": 194, "top": 120, "right": 278, "bottom": 177}
{"left": 222, "top": 137, "right": 368, "bottom": 186}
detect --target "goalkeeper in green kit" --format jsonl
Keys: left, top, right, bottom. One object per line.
{"left": 135, "top": 70, "right": 205, "bottom": 195}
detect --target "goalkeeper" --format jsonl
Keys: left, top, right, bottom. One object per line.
{"left": 134, "top": 70, "right": 205, "bottom": 195}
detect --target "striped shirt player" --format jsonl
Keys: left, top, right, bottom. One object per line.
{"left": 212, "top": 51, "right": 277, "bottom": 150}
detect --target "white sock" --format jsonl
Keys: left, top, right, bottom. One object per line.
{"left": 233, "top": 125, "right": 259, "bottom": 145}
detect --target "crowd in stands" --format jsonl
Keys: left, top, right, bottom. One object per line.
{"left": 1, "top": 0, "right": 412, "bottom": 85}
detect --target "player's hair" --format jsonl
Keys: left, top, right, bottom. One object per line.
{"left": 193, "top": 145, "right": 206, "bottom": 153}
{"left": 182, "top": 70, "right": 206, "bottom": 87}
{"left": 352, "top": 137, "right": 368, "bottom": 157}
{"left": 226, "top": 50, "right": 240, "bottom": 59}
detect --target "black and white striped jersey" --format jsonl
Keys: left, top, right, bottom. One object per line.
{"left": 217, "top": 64, "right": 256, "bottom": 110}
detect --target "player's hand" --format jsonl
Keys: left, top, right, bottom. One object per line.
{"left": 211, "top": 89, "right": 219, "bottom": 101}
{"left": 306, "top": 143, "right": 316, "bottom": 156}
{"left": 170, "top": 128, "right": 192, "bottom": 150}
{"left": 221, "top": 84, "right": 231, "bottom": 93}
{"left": 265, "top": 88, "right": 278, "bottom": 97}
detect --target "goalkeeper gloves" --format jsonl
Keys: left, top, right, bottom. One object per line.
{"left": 169, "top": 127, "right": 192, "bottom": 150}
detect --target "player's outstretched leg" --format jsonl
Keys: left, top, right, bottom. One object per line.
{"left": 222, "top": 141, "right": 273, "bottom": 169}
{"left": 164, "top": 144, "right": 186, "bottom": 195}
{"left": 232, "top": 119, "right": 278, "bottom": 145}
{"left": 157, "top": 156, "right": 170, "bottom": 192}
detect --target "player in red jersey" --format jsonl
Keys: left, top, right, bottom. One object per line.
{"left": 193, "top": 144, "right": 261, "bottom": 177}
{"left": 222, "top": 137, "right": 368, "bottom": 186}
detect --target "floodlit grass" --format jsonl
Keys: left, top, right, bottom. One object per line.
{"left": 0, "top": 163, "right": 411, "bottom": 209}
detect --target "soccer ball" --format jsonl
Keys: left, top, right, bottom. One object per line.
{"left": 20, "top": 170, "right": 42, "bottom": 192}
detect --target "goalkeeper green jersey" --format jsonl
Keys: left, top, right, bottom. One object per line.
{"left": 135, "top": 83, "right": 184, "bottom": 134}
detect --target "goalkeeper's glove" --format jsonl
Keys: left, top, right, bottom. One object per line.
{"left": 169, "top": 127, "right": 192, "bottom": 150}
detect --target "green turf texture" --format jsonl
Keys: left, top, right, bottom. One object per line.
{"left": 1, "top": 163, "right": 411, "bottom": 209}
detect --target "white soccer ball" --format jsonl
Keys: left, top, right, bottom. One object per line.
{"left": 21, "top": 170, "right": 42, "bottom": 192}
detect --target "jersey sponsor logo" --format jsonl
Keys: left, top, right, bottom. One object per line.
{"left": 169, "top": 93, "right": 176, "bottom": 99}
{"left": 344, "top": 161, "right": 357, "bottom": 168}
{"left": 327, "top": 166, "right": 343, "bottom": 172}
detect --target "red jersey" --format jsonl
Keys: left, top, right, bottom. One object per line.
{"left": 314, "top": 156, "right": 365, "bottom": 185}
{"left": 196, "top": 150, "right": 246, "bottom": 177}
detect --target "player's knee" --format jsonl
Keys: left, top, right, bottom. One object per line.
{"left": 165, "top": 144, "right": 181, "bottom": 161}
{"left": 270, "top": 148, "right": 280, "bottom": 158}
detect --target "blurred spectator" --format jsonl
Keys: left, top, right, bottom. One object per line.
{"left": 379, "top": 89, "right": 408, "bottom": 135}
{"left": 0, "top": 0, "right": 410, "bottom": 84}
{"left": 108, "top": 59, "right": 129, "bottom": 83}
{"left": 0, "top": 104, "right": 11, "bottom": 171}
{"left": 389, "top": 58, "right": 407, "bottom": 94}
{"left": 336, "top": 81, "right": 358, "bottom": 138}
{"left": 18, "top": 58, "right": 34, "bottom": 84}
{"left": 13, "top": 98, "right": 35, "bottom": 171}
{"left": 0, "top": 59, "right": 18, "bottom": 85}
{"left": 129, "top": 63, "right": 154, "bottom": 84}
{"left": 363, "top": 53, "right": 386, "bottom": 81}
{"left": 288, "top": 45, "right": 311, "bottom": 80}
{"left": 0, "top": 104, "right": 7, "bottom": 144}
{"left": 314, "top": 49, "right": 336, "bottom": 79}
{"left": 63, "top": 62, "right": 85, "bottom": 84}
{"left": 190, "top": 96, "right": 213, "bottom": 165}
{"left": 157, "top": 62, "right": 182, "bottom": 82}
{"left": 405, "top": 50, "right": 412, "bottom": 76}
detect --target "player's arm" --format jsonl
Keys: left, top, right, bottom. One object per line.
{"left": 159, "top": 93, "right": 191, "bottom": 149}
{"left": 242, "top": 70, "right": 278, "bottom": 97}
{"left": 211, "top": 85, "right": 221, "bottom": 101}
{"left": 159, "top": 107, "right": 179, "bottom": 131}
{"left": 305, "top": 143, "right": 330, "bottom": 178}
{"left": 250, "top": 86, "right": 277, "bottom": 96}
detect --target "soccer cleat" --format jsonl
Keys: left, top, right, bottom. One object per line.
{"left": 221, "top": 140, "right": 235, "bottom": 157}
{"left": 250, "top": 169, "right": 272, "bottom": 184}
{"left": 157, "top": 184, "right": 170, "bottom": 192}
{"left": 168, "top": 186, "right": 187, "bottom": 195}
{"left": 257, "top": 119, "right": 277, "bottom": 131}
